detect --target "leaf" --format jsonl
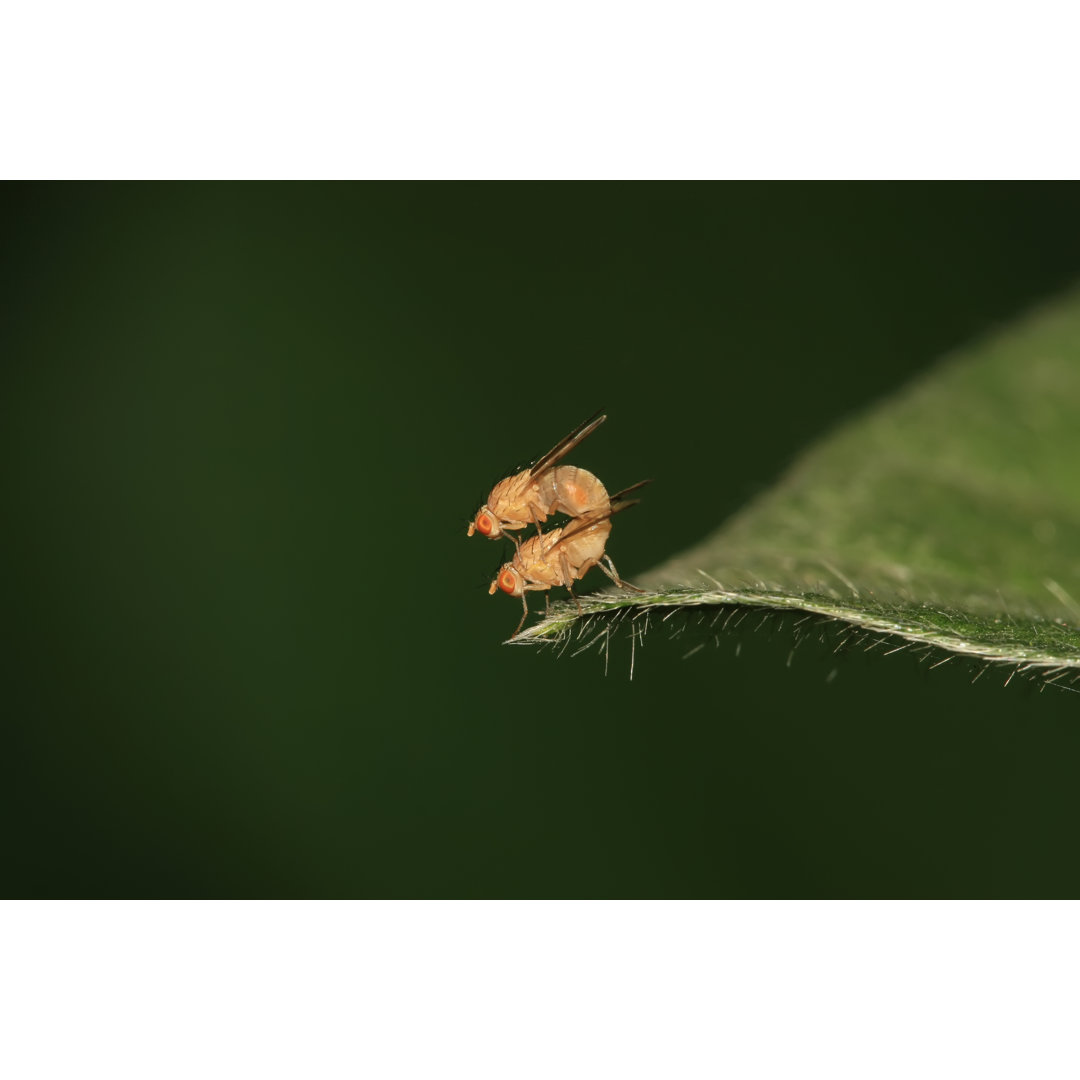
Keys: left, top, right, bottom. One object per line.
{"left": 514, "top": 287, "right": 1080, "bottom": 679}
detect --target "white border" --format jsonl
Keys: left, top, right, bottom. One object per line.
{"left": 2, "top": 2, "right": 1077, "bottom": 178}
{"left": 0, "top": 902, "right": 1075, "bottom": 1079}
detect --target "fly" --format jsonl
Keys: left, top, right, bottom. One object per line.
{"left": 490, "top": 484, "right": 647, "bottom": 637}
{"left": 468, "top": 410, "right": 609, "bottom": 541}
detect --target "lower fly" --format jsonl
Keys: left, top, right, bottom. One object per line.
{"left": 490, "top": 487, "right": 646, "bottom": 637}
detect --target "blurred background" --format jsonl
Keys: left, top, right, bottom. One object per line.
{"left": 4, "top": 183, "right": 1080, "bottom": 897}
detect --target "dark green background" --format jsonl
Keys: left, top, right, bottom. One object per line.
{"left": 5, "top": 183, "right": 1080, "bottom": 897}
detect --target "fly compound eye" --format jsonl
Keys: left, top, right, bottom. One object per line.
{"left": 477, "top": 512, "right": 495, "bottom": 537}
{"left": 498, "top": 569, "right": 518, "bottom": 595}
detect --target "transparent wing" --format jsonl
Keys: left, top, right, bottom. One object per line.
{"left": 608, "top": 478, "right": 652, "bottom": 502}
{"left": 527, "top": 409, "right": 606, "bottom": 483}
{"left": 539, "top": 494, "right": 642, "bottom": 554}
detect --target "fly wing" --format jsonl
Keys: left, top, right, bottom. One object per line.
{"left": 539, "top": 496, "right": 640, "bottom": 554}
{"left": 527, "top": 410, "right": 606, "bottom": 483}
{"left": 608, "top": 478, "right": 652, "bottom": 502}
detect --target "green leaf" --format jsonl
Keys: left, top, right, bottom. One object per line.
{"left": 515, "top": 287, "right": 1080, "bottom": 680}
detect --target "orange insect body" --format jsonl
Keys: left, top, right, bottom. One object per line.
{"left": 468, "top": 412, "right": 608, "bottom": 540}
{"left": 473, "top": 465, "right": 609, "bottom": 540}
{"left": 496, "top": 515, "right": 612, "bottom": 597}
{"left": 489, "top": 494, "right": 644, "bottom": 637}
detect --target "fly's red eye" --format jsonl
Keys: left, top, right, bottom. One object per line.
{"left": 477, "top": 513, "right": 494, "bottom": 536}
{"left": 499, "top": 570, "right": 517, "bottom": 594}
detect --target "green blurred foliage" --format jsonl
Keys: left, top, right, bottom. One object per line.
{"left": 4, "top": 183, "right": 1080, "bottom": 896}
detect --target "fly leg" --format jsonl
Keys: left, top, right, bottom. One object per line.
{"left": 529, "top": 504, "right": 546, "bottom": 541}
{"left": 510, "top": 592, "right": 531, "bottom": 638}
{"left": 559, "top": 551, "right": 584, "bottom": 614}
{"left": 512, "top": 583, "right": 552, "bottom": 637}
{"left": 599, "top": 554, "right": 645, "bottom": 593}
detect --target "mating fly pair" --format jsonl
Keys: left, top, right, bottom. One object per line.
{"left": 467, "top": 411, "right": 647, "bottom": 636}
